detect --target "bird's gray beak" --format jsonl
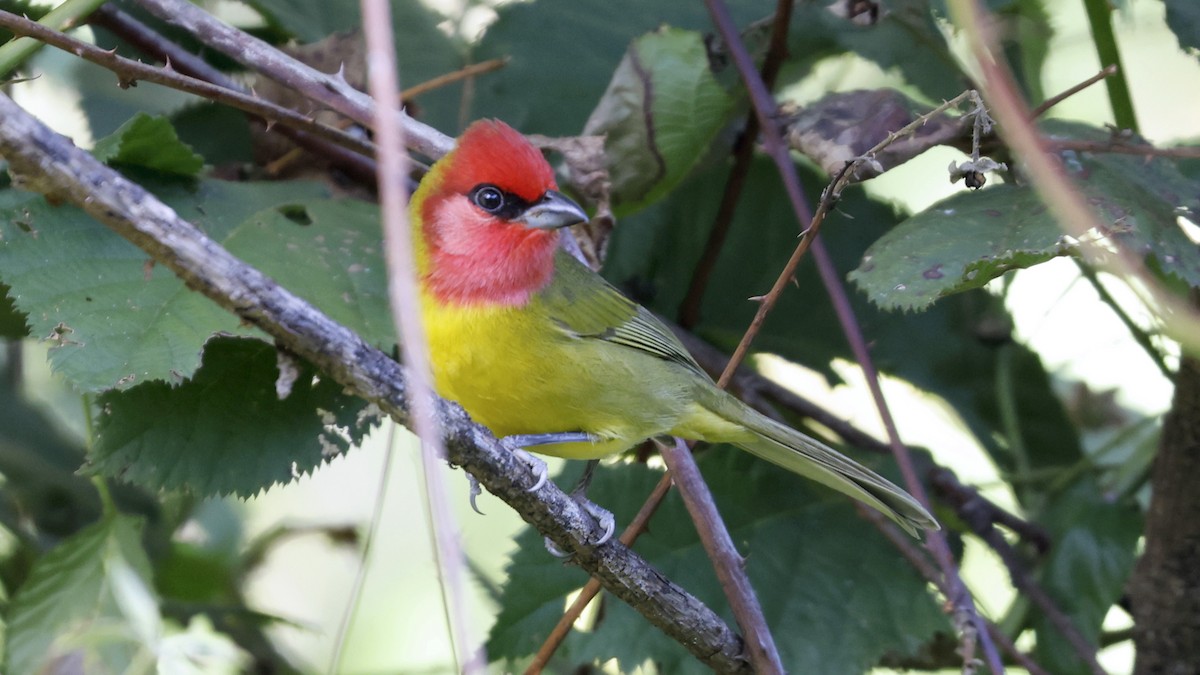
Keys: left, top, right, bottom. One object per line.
{"left": 518, "top": 190, "right": 588, "bottom": 230}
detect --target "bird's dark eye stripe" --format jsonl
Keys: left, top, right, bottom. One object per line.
{"left": 469, "top": 184, "right": 529, "bottom": 220}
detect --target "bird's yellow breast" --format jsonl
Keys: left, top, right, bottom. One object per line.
{"left": 421, "top": 293, "right": 693, "bottom": 458}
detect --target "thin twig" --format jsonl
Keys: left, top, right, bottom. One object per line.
{"left": 704, "top": 0, "right": 1006, "bottom": 670}
{"left": 0, "top": 92, "right": 755, "bottom": 675}
{"left": 1029, "top": 64, "right": 1118, "bottom": 118}
{"left": 715, "top": 85, "right": 972, "bottom": 386}
{"left": 359, "top": 0, "right": 481, "bottom": 671}
{"left": 0, "top": 10, "right": 376, "bottom": 159}
{"left": 678, "top": 0, "right": 795, "bottom": 328}
{"left": 401, "top": 57, "right": 508, "bottom": 100}
{"left": 1072, "top": 260, "right": 1173, "bottom": 379}
{"left": 328, "top": 422, "right": 400, "bottom": 674}
{"left": 133, "top": 0, "right": 453, "bottom": 160}
{"left": 1047, "top": 139, "right": 1200, "bottom": 159}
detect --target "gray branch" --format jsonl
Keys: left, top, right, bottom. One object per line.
{"left": 134, "top": 0, "right": 453, "bottom": 161}
{"left": 0, "top": 93, "right": 752, "bottom": 674}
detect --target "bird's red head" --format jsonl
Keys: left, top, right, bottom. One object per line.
{"left": 414, "top": 120, "right": 588, "bottom": 307}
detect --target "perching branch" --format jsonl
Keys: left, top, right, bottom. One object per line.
{"left": 0, "top": 93, "right": 753, "bottom": 675}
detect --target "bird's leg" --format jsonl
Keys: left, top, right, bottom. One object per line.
{"left": 499, "top": 433, "right": 615, "bottom": 554}
{"left": 500, "top": 431, "right": 594, "bottom": 492}
{"left": 464, "top": 432, "right": 590, "bottom": 515}
{"left": 541, "top": 458, "right": 615, "bottom": 556}
{"left": 568, "top": 458, "right": 615, "bottom": 545}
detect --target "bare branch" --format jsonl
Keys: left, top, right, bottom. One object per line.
{"left": 0, "top": 10, "right": 375, "bottom": 160}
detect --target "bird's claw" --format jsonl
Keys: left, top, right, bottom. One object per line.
{"left": 542, "top": 492, "right": 616, "bottom": 557}
{"left": 516, "top": 448, "right": 549, "bottom": 492}
{"left": 466, "top": 473, "right": 484, "bottom": 515}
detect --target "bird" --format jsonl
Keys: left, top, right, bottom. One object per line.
{"left": 412, "top": 119, "right": 938, "bottom": 537}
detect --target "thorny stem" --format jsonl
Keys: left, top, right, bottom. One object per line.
{"left": 88, "top": 4, "right": 377, "bottom": 183}
{"left": 0, "top": 10, "right": 376, "bottom": 160}
{"left": 705, "top": 0, "right": 1006, "bottom": 669}
{"left": 133, "top": 0, "right": 454, "bottom": 160}
{"left": 934, "top": 468, "right": 1105, "bottom": 673}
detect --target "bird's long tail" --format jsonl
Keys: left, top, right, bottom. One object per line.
{"left": 700, "top": 389, "right": 939, "bottom": 537}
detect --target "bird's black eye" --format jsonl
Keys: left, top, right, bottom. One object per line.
{"left": 472, "top": 185, "right": 505, "bottom": 214}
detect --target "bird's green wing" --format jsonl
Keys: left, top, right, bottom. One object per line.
{"left": 540, "top": 250, "right": 709, "bottom": 378}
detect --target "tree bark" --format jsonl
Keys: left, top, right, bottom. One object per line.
{"left": 1131, "top": 353, "right": 1200, "bottom": 674}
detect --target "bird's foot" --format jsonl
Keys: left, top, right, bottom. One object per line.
{"left": 466, "top": 473, "right": 485, "bottom": 515}
{"left": 543, "top": 495, "right": 616, "bottom": 557}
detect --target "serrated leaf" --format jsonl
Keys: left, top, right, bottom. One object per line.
{"left": 0, "top": 181, "right": 392, "bottom": 391}
{"left": 91, "top": 113, "right": 204, "bottom": 177}
{"left": 5, "top": 514, "right": 155, "bottom": 675}
{"left": 849, "top": 121, "right": 1200, "bottom": 311}
{"left": 1030, "top": 478, "right": 1141, "bottom": 675}
{"left": 91, "top": 337, "right": 375, "bottom": 497}
{"left": 1164, "top": 0, "right": 1200, "bottom": 53}
{"left": 583, "top": 28, "right": 736, "bottom": 213}
{"left": 489, "top": 454, "right": 946, "bottom": 673}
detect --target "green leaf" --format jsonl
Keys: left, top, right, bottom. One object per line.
{"left": 169, "top": 103, "right": 255, "bottom": 166}
{"left": 471, "top": 0, "right": 762, "bottom": 136}
{"left": 1164, "top": 0, "right": 1200, "bottom": 53}
{"left": 848, "top": 183, "right": 1067, "bottom": 311}
{"left": 0, "top": 181, "right": 392, "bottom": 392}
{"left": 849, "top": 121, "right": 1200, "bottom": 311}
{"left": 489, "top": 454, "right": 947, "bottom": 673}
{"left": 91, "top": 113, "right": 204, "bottom": 177}
{"left": 1030, "top": 478, "right": 1141, "bottom": 674}
{"left": 5, "top": 514, "right": 156, "bottom": 675}
{"left": 583, "top": 28, "right": 737, "bottom": 214}
{"left": 91, "top": 337, "right": 374, "bottom": 497}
